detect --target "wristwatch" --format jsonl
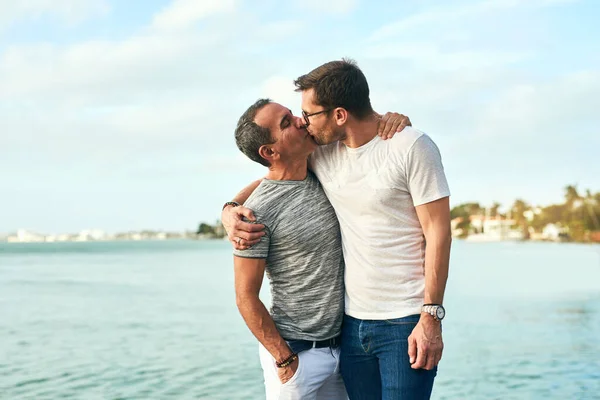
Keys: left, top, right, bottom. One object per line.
{"left": 421, "top": 304, "right": 445, "bottom": 321}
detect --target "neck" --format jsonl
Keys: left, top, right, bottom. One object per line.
{"left": 341, "top": 112, "right": 379, "bottom": 148}
{"left": 266, "top": 158, "right": 309, "bottom": 181}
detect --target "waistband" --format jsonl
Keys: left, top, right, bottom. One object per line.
{"left": 285, "top": 335, "right": 341, "bottom": 355}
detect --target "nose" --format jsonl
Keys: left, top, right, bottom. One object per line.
{"left": 295, "top": 115, "right": 307, "bottom": 129}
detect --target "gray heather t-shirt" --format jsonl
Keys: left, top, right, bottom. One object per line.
{"left": 233, "top": 171, "right": 344, "bottom": 341}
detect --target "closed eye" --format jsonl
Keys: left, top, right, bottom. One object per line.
{"left": 280, "top": 111, "right": 293, "bottom": 130}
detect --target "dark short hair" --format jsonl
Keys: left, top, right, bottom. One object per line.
{"left": 234, "top": 98, "right": 274, "bottom": 167}
{"left": 294, "top": 58, "right": 373, "bottom": 120}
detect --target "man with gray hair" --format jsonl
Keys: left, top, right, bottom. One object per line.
{"left": 231, "top": 98, "right": 407, "bottom": 400}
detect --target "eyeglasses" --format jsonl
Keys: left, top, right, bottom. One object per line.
{"left": 301, "top": 109, "right": 331, "bottom": 127}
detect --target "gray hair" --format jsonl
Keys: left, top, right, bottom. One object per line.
{"left": 234, "top": 98, "right": 274, "bottom": 167}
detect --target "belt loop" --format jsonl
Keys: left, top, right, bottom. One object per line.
{"left": 312, "top": 341, "right": 317, "bottom": 348}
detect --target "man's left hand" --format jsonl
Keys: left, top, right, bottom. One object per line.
{"left": 377, "top": 112, "right": 411, "bottom": 139}
{"left": 407, "top": 313, "right": 443, "bottom": 370}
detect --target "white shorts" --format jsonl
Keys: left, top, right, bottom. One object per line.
{"left": 258, "top": 343, "right": 348, "bottom": 400}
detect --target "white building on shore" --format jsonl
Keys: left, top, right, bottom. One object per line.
{"left": 6, "top": 229, "right": 46, "bottom": 243}
{"left": 466, "top": 216, "right": 524, "bottom": 242}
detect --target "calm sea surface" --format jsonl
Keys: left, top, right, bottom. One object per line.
{"left": 1, "top": 240, "right": 599, "bottom": 400}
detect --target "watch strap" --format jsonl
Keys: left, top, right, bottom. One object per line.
{"left": 421, "top": 304, "right": 444, "bottom": 321}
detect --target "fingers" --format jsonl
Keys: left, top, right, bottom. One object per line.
{"left": 233, "top": 222, "right": 265, "bottom": 243}
{"left": 408, "top": 334, "right": 417, "bottom": 365}
{"left": 230, "top": 221, "right": 266, "bottom": 249}
{"left": 277, "top": 360, "right": 298, "bottom": 384}
{"left": 410, "top": 339, "right": 442, "bottom": 370}
{"left": 393, "top": 115, "right": 409, "bottom": 134}
{"left": 238, "top": 206, "right": 257, "bottom": 222}
{"left": 379, "top": 112, "right": 396, "bottom": 139}
{"left": 231, "top": 237, "right": 256, "bottom": 250}
{"left": 434, "top": 343, "right": 444, "bottom": 367}
{"left": 230, "top": 233, "right": 263, "bottom": 249}
{"left": 222, "top": 205, "right": 249, "bottom": 233}
{"left": 379, "top": 113, "right": 411, "bottom": 140}
{"left": 224, "top": 205, "right": 266, "bottom": 249}
{"left": 411, "top": 342, "right": 428, "bottom": 370}
{"left": 428, "top": 346, "right": 443, "bottom": 370}
{"left": 234, "top": 219, "right": 265, "bottom": 234}
{"left": 424, "top": 349, "right": 436, "bottom": 371}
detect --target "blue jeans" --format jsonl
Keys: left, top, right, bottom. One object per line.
{"left": 340, "top": 314, "right": 437, "bottom": 400}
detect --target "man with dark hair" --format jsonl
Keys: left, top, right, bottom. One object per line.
{"left": 225, "top": 59, "right": 451, "bottom": 400}
{"left": 231, "top": 98, "right": 407, "bottom": 400}
{"left": 294, "top": 59, "right": 373, "bottom": 121}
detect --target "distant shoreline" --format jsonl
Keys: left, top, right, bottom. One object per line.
{"left": 2, "top": 237, "right": 597, "bottom": 246}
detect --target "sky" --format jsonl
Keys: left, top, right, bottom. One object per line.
{"left": 1, "top": 0, "right": 599, "bottom": 234}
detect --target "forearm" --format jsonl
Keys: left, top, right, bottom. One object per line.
{"left": 231, "top": 179, "right": 262, "bottom": 205}
{"left": 236, "top": 294, "right": 292, "bottom": 361}
{"left": 423, "top": 229, "right": 451, "bottom": 304}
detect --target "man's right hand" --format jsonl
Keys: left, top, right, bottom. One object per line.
{"left": 277, "top": 357, "right": 299, "bottom": 384}
{"left": 221, "top": 205, "right": 266, "bottom": 250}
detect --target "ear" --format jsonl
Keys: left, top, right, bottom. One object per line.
{"left": 333, "top": 108, "right": 348, "bottom": 126}
{"left": 259, "top": 144, "right": 279, "bottom": 164}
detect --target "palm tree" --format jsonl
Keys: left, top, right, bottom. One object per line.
{"left": 489, "top": 202, "right": 501, "bottom": 218}
{"left": 564, "top": 185, "right": 581, "bottom": 209}
{"left": 584, "top": 190, "right": 600, "bottom": 230}
{"left": 511, "top": 199, "right": 530, "bottom": 238}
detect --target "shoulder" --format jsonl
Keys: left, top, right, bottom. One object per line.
{"left": 385, "top": 128, "right": 445, "bottom": 163}
{"left": 243, "top": 181, "right": 280, "bottom": 222}
{"left": 385, "top": 127, "right": 427, "bottom": 153}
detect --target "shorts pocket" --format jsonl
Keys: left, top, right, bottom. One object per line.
{"left": 281, "top": 353, "right": 302, "bottom": 387}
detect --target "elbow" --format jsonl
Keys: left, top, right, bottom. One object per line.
{"left": 445, "top": 227, "right": 453, "bottom": 249}
{"left": 235, "top": 291, "right": 256, "bottom": 311}
{"left": 235, "top": 292, "right": 245, "bottom": 310}
{"left": 446, "top": 227, "right": 453, "bottom": 244}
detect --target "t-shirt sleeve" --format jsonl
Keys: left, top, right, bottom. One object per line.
{"left": 232, "top": 217, "right": 271, "bottom": 259}
{"left": 405, "top": 135, "right": 451, "bottom": 206}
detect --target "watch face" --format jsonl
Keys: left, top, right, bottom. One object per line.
{"left": 436, "top": 307, "right": 445, "bottom": 320}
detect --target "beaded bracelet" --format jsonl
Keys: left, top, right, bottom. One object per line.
{"left": 222, "top": 201, "right": 240, "bottom": 210}
{"left": 276, "top": 353, "right": 298, "bottom": 368}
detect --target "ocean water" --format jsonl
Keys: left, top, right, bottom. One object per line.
{"left": 1, "top": 240, "right": 600, "bottom": 400}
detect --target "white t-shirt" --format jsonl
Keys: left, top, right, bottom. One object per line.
{"left": 309, "top": 127, "right": 450, "bottom": 320}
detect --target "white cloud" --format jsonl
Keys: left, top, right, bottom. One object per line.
{"left": 151, "top": 0, "right": 236, "bottom": 31}
{"left": 297, "top": 0, "right": 358, "bottom": 14}
{"left": 260, "top": 76, "right": 301, "bottom": 112}
{"left": 0, "top": 31, "right": 226, "bottom": 102}
{"left": 475, "top": 70, "right": 600, "bottom": 138}
{"left": 0, "top": 0, "right": 110, "bottom": 29}
{"left": 363, "top": 42, "right": 526, "bottom": 70}
{"left": 255, "top": 20, "right": 304, "bottom": 39}
{"left": 367, "top": 0, "right": 576, "bottom": 42}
